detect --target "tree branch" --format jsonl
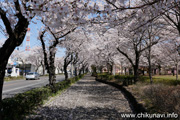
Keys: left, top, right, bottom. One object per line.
{"left": 39, "top": 30, "right": 50, "bottom": 73}
{"left": 139, "top": 41, "right": 158, "bottom": 53}
{"left": 0, "top": 8, "right": 13, "bottom": 35}
{"left": 117, "top": 47, "right": 134, "bottom": 66}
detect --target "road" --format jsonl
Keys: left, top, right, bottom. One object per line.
{"left": 2, "top": 75, "right": 65, "bottom": 99}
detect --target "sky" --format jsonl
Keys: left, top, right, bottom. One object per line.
{"left": 0, "top": 19, "right": 66, "bottom": 57}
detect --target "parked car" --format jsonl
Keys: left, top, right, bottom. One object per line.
{"left": 26, "top": 72, "right": 40, "bottom": 80}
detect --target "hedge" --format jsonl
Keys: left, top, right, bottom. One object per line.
{"left": 2, "top": 74, "right": 85, "bottom": 120}
{"left": 97, "top": 73, "right": 135, "bottom": 85}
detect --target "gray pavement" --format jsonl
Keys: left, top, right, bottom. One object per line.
{"left": 27, "top": 74, "right": 132, "bottom": 120}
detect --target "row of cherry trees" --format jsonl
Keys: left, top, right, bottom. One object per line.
{"left": 0, "top": 0, "right": 94, "bottom": 118}
{"left": 0, "top": 0, "right": 178, "bottom": 119}
{"left": 74, "top": 0, "right": 180, "bottom": 83}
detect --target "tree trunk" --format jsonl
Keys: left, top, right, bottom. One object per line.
{"left": 64, "top": 64, "right": 68, "bottom": 80}
{"left": 83, "top": 66, "right": 85, "bottom": 74}
{"left": 74, "top": 66, "right": 77, "bottom": 76}
{"left": 158, "top": 64, "right": 161, "bottom": 75}
{"left": 0, "top": 36, "right": 28, "bottom": 120}
{"left": 149, "top": 63, "right": 153, "bottom": 84}
{"left": 48, "top": 49, "right": 56, "bottom": 86}
{"left": 133, "top": 52, "right": 140, "bottom": 83}
{"left": 154, "top": 69, "right": 156, "bottom": 75}
{"left": 79, "top": 69, "right": 82, "bottom": 76}
{"left": 99, "top": 66, "right": 103, "bottom": 73}
{"left": 121, "top": 62, "right": 123, "bottom": 75}
{"left": 49, "top": 70, "right": 56, "bottom": 85}
{"left": 171, "top": 68, "right": 176, "bottom": 76}
{"left": 0, "top": 4, "right": 29, "bottom": 119}
{"left": 0, "top": 32, "right": 28, "bottom": 120}
{"left": 125, "top": 67, "right": 127, "bottom": 75}
{"left": 35, "top": 67, "right": 39, "bottom": 73}
{"left": 43, "top": 65, "right": 45, "bottom": 75}
{"left": 148, "top": 46, "right": 153, "bottom": 84}
{"left": 110, "top": 64, "right": 113, "bottom": 74}
{"left": 107, "top": 63, "right": 109, "bottom": 73}
{"left": 0, "top": 60, "right": 8, "bottom": 119}
{"left": 133, "top": 65, "right": 139, "bottom": 83}
{"left": 176, "top": 63, "right": 178, "bottom": 80}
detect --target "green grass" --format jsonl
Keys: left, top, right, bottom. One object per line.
{"left": 97, "top": 73, "right": 180, "bottom": 86}
{"left": 97, "top": 73, "right": 180, "bottom": 115}
{"left": 153, "top": 75, "right": 180, "bottom": 79}
{"left": 139, "top": 75, "right": 180, "bottom": 86}
{"left": 4, "top": 76, "right": 25, "bottom": 81}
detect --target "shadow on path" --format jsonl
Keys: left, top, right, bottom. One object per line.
{"left": 27, "top": 74, "right": 133, "bottom": 120}
{"left": 96, "top": 78, "right": 147, "bottom": 114}
{"left": 29, "top": 106, "right": 132, "bottom": 120}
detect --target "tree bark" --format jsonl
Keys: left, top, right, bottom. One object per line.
{"left": 64, "top": 53, "right": 73, "bottom": 80}
{"left": 133, "top": 51, "right": 140, "bottom": 83}
{"left": 40, "top": 30, "right": 58, "bottom": 87}
{"left": 79, "top": 68, "right": 82, "bottom": 76}
{"left": 172, "top": 68, "right": 175, "bottom": 76}
{"left": 0, "top": 60, "right": 8, "bottom": 119}
{"left": 133, "top": 65, "right": 139, "bottom": 83}
{"left": 125, "top": 67, "right": 127, "bottom": 75}
{"left": 176, "top": 63, "right": 178, "bottom": 80}
{"left": 117, "top": 48, "right": 140, "bottom": 83}
{"left": 0, "top": 9, "right": 29, "bottom": 119}
{"left": 74, "top": 66, "right": 77, "bottom": 76}
{"left": 64, "top": 63, "right": 68, "bottom": 80}
{"left": 48, "top": 48, "right": 56, "bottom": 86}
{"left": 158, "top": 64, "right": 161, "bottom": 75}
{"left": 147, "top": 44, "right": 153, "bottom": 84}
{"left": 63, "top": 55, "right": 71, "bottom": 80}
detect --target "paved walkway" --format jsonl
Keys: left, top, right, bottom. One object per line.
{"left": 27, "top": 74, "right": 132, "bottom": 120}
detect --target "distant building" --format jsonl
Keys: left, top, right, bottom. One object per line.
{"left": 6, "top": 58, "right": 36, "bottom": 77}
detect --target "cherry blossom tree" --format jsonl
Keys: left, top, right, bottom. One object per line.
{"left": 150, "top": 44, "right": 167, "bottom": 75}
{"left": 63, "top": 52, "right": 73, "bottom": 80}
{"left": 0, "top": 0, "right": 55, "bottom": 116}
{"left": 0, "top": 1, "right": 31, "bottom": 111}
{"left": 28, "top": 47, "right": 44, "bottom": 73}
{"left": 1, "top": 1, "right": 180, "bottom": 118}
{"left": 37, "top": 0, "right": 107, "bottom": 87}
{"left": 160, "top": 39, "right": 180, "bottom": 80}
{"left": 61, "top": 28, "right": 89, "bottom": 79}
{"left": 55, "top": 57, "right": 64, "bottom": 74}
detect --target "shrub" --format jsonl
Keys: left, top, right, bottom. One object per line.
{"left": 91, "top": 72, "right": 97, "bottom": 77}
{"left": 143, "top": 84, "right": 180, "bottom": 114}
{"left": 2, "top": 74, "right": 85, "bottom": 120}
{"left": 97, "top": 74, "right": 135, "bottom": 85}
{"left": 107, "top": 75, "right": 114, "bottom": 80}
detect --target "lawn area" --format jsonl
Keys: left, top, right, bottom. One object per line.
{"left": 153, "top": 75, "right": 180, "bottom": 80}
{"left": 139, "top": 75, "right": 180, "bottom": 86}
{"left": 128, "top": 75, "right": 180, "bottom": 115}
{"left": 96, "top": 73, "right": 180, "bottom": 116}
{"left": 4, "top": 76, "right": 25, "bottom": 81}
{"left": 97, "top": 73, "right": 180, "bottom": 86}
